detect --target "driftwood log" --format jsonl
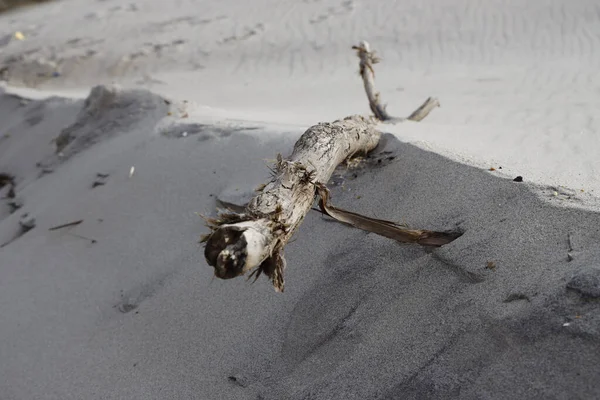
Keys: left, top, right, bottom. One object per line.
{"left": 202, "top": 116, "right": 379, "bottom": 291}
{"left": 201, "top": 41, "right": 454, "bottom": 292}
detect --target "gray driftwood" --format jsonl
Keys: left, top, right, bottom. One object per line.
{"left": 201, "top": 41, "right": 447, "bottom": 292}
{"left": 202, "top": 116, "right": 379, "bottom": 291}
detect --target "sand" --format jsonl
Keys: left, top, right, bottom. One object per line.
{"left": 1, "top": 1, "right": 600, "bottom": 399}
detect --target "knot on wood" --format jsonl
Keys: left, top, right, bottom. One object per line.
{"left": 204, "top": 225, "right": 249, "bottom": 279}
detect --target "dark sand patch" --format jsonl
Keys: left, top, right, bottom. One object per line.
{"left": 1, "top": 89, "right": 599, "bottom": 399}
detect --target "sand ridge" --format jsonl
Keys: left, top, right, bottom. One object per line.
{"left": 1, "top": 0, "right": 598, "bottom": 195}
{"left": 1, "top": 81, "right": 600, "bottom": 399}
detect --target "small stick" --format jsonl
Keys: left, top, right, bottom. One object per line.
{"left": 352, "top": 41, "right": 390, "bottom": 121}
{"left": 49, "top": 219, "right": 84, "bottom": 231}
{"left": 407, "top": 97, "right": 440, "bottom": 122}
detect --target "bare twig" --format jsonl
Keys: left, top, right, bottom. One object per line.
{"left": 352, "top": 40, "right": 440, "bottom": 122}
{"left": 49, "top": 219, "right": 84, "bottom": 231}
{"left": 407, "top": 97, "right": 441, "bottom": 121}
{"left": 352, "top": 41, "right": 390, "bottom": 121}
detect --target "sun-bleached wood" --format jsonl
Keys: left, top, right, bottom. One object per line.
{"left": 202, "top": 41, "right": 444, "bottom": 292}
{"left": 202, "top": 116, "right": 379, "bottom": 291}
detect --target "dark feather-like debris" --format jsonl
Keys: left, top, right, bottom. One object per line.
{"left": 315, "top": 183, "right": 461, "bottom": 247}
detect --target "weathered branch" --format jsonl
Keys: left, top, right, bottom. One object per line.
{"left": 201, "top": 41, "right": 451, "bottom": 292}
{"left": 352, "top": 40, "right": 440, "bottom": 122}
{"left": 352, "top": 41, "right": 390, "bottom": 121}
{"left": 202, "top": 116, "right": 380, "bottom": 291}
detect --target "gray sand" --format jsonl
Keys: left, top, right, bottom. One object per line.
{"left": 1, "top": 87, "right": 599, "bottom": 399}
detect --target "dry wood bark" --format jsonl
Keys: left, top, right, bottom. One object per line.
{"left": 201, "top": 41, "right": 451, "bottom": 292}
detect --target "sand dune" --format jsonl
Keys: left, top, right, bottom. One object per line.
{"left": 1, "top": 0, "right": 600, "bottom": 399}
{"left": 2, "top": 0, "right": 598, "bottom": 194}
{"left": 1, "top": 85, "right": 600, "bottom": 399}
